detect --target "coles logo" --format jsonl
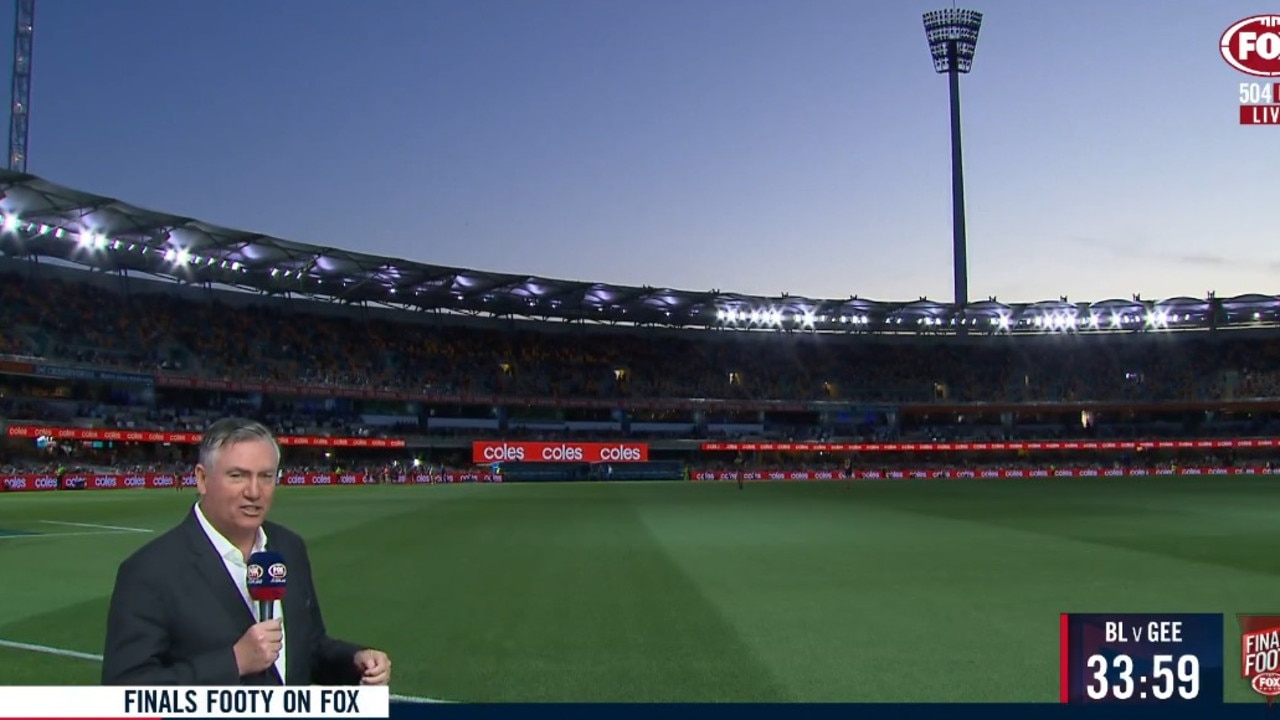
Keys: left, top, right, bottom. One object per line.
{"left": 339, "top": 475, "right": 357, "bottom": 484}
{"left": 1253, "top": 672, "right": 1280, "bottom": 697}
{"left": 285, "top": 474, "right": 307, "bottom": 486}
{"left": 597, "top": 445, "right": 642, "bottom": 462}
{"left": 124, "top": 476, "right": 147, "bottom": 488}
{"left": 1222, "top": 16, "right": 1280, "bottom": 77}
{"left": 34, "top": 477, "right": 58, "bottom": 489}
{"left": 95, "top": 476, "right": 118, "bottom": 488}
{"left": 152, "top": 476, "right": 174, "bottom": 488}
{"left": 481, "top": 444, "right": 525, "bottom": 462}
{"left": 541, "top": 445, "right": 582, "bottom": 461}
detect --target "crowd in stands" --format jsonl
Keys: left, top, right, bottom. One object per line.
{"left": 7, "top": 272, "right": 1280, "bottom": 406}
{"left": 8, "top": 391, "right": 1280, "bottom": 446}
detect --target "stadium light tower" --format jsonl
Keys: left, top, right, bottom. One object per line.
{"left": 922, "top": 8, "right": 982, "bottom": 316}
{"left": 8, "top": 0, "right": 35, "bottom": 172}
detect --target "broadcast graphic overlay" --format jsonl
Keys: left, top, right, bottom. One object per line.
{"left": 1238, "top": 614, "right": 1280, "bottom": 704}
{"left": 0, "top": 686, "right": 390, "bottom": 719}
{"left": 1060, "top": 613, "right": 1223, "bottom": 705}
{"left": 1221, "top": 14, "right": 1280, "bottom": 125}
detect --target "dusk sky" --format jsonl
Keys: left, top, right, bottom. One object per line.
{"left": 7, "top": 0, "right": 1276, "bottom": 304}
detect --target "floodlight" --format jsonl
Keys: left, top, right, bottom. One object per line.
{"left": 921, "top": 8, "right": 984, "bottom": 320}
{"left": 922, "top": 9, "right": 983, "bottom": 74}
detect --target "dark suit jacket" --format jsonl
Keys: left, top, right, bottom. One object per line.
{"left": 101, "top": 508, "right": 364, "bottom": 686}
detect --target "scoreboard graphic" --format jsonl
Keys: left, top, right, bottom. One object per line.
{"left": 1059, "top": 613, "right": 1223, "bottom": 705}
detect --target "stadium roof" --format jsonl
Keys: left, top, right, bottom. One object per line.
{"left": 2, "top": 168, "right": 1278, "bottom": 335}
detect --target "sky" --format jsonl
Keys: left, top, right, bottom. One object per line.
{"left": 5, "top": 0, "right": 1277, "bottom": 305}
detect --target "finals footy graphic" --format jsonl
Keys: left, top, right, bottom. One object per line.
{"left": 1239, "top": 614, "right": 1280, "bottom": 701}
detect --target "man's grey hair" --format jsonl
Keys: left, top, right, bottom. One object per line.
{"left": 198, "top": 417, "right": 281, "bottom": 470}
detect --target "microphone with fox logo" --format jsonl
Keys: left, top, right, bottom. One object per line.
{"left": 246, "top": 551, "right": 287, "bottom": 622}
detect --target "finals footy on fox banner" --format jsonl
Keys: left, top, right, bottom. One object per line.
{"left": 0, "top": 686, "right": 390, "bottom": 719}
{"left": 1239, "top": 614, "right": 1280, "bottom": 702}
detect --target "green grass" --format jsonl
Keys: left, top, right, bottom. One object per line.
{"left": 1, "top": 477, "right": 1279, "bottom": 702}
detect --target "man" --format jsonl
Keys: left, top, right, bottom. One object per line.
{"left": 101, "top": 417, "right": 392, "bottom": 687}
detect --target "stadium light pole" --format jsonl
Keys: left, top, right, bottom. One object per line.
{"left": 922, "top": 8, "right": 982, "bottom": 322}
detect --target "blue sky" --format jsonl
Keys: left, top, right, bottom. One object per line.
{"left": 7, "top": 0, "right": 1276, "bottom": 304}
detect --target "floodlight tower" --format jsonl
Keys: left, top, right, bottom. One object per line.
{"left": 8, "top": 0, "right": 34, "bottom": 172}
{"left": 922, "top": 8, "right": 982, "bottom": 317}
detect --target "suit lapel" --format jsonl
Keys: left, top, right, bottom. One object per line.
{"left": 183, "top": 510, "right": 256, "bottom": 633}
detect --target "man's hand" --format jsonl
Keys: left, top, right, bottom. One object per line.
{"left": 353, "top": 649, "right": 391, "bottom": 685}
{"left": 233, "top": 619, "right": 283, "bottom": 676}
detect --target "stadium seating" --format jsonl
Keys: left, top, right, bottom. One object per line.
{"left": 5, "top": 268, "right": 1280, "bottom": 479}
{"left": 4, "top": 270, "right": 1280, "bottom": 406}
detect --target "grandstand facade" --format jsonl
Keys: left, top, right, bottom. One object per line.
{"left": 3, "top": 170, "right": 1280, "bottom": 486}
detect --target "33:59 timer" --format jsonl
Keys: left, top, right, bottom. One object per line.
{"left": 1085, "top": 654, "right": 1199, "bottom": 701}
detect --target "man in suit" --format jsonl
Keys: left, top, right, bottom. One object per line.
{"left": 101, "top": 417, "right": 392, "bottom": 686}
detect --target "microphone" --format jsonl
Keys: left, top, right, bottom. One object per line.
{"left": 246, "top": 551, "right": 287, "bottom": 623}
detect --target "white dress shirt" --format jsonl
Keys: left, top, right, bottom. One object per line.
{"left": 193, "top": 502, "right": 287, "bottom": 683}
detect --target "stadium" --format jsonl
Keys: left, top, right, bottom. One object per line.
{"left": 1, "top": 1, "right": 1278, "bottom": 709}
{"left": 3, "top": 167, "right": 1280, "bottom": 703}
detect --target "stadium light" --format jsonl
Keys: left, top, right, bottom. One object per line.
{"left": 922, "top": 8, "right": 983, "bottom": 324}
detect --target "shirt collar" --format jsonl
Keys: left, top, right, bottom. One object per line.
{"left": 194, "top": 501, "right": 268, "bottom": 563}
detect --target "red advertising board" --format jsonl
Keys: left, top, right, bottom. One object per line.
{"left": 0, "top": 466, "right": 1265, "bottom": 491}
{"left": 4, "top": 424, "right": 405, "bottom": 448}
{"left": 700, "top": 439, "right": 1280, "bottom": 453}
{"left": 0, "top": 471, "right": 501, "bottom": 492}
{"left": 472, "top": 441, "right": 649, "bottom": 464}
{"left": 689, "top": 466, "right": 1266, "bottom": 481}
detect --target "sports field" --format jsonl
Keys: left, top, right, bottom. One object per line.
{"left": 1, "top": 477, "right": 1277, "bottom": 703}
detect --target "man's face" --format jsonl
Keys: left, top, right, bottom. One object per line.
{"left": 195, "top": 438, "right": 278, "bottom": 540}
